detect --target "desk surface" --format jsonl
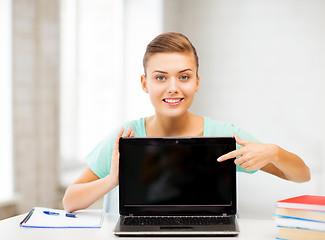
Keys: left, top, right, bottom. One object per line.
{"left": 0, "top": 213, "right": 277, "bottom": 239}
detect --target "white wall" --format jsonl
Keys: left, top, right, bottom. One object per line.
{"left": 0, "top": 0, "right": 13, "bottom": 201}
{"left": 164, "top": 0, "right": 325, "bottom": 218}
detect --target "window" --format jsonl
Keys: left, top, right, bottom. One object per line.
{"left": 60, "top": 0, "right": 124, "bottom": 171}
{"left": 0, "top": 0, "right": 13, "bottom": 201}
{"left": 60, "top": 0, "right": 162, "bottom": 179}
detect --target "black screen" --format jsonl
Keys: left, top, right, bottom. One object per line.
{"left": 119, "top": 138, "right": 235, "bottom": 210}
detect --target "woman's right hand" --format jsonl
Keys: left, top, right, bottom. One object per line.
{"left": 110, "top": 126, "right": 135, "bottom": 185}
{"left": 62, "top": 126, "right": 135, "bottom": 213}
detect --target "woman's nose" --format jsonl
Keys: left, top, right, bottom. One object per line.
{"left": 167, "top": 78, "right": 179, "bottom": 94}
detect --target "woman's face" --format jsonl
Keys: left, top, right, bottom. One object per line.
{"left": 141, "top": 52, "right": 200, "bottom": 118}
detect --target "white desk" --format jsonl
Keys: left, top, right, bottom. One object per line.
{"left": 0, "top": 213, "right": 277, "bottom": 239}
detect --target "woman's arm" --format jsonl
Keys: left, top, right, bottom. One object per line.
{"left": 217, "top": 134, "right": 311, "bottom": 183}
{"left": 259, "top": 145, "right": 311, "bottom": 183}
{"left": 62, "top": 127, "right": 134, "bottom": 213}
{"left": 62, "top": 167, "right": 117, "bottom": 213}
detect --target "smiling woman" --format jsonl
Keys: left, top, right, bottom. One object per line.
{"left": 62, "top": 32, "right": 310, "bottom": 213}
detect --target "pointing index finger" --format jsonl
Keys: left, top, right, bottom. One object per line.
{"left": 217, "top": 149, "right": 243, "bottom": 162}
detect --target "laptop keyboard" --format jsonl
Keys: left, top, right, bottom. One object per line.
{"left": 123, "top": 216, "right": 232, "bottom": 226}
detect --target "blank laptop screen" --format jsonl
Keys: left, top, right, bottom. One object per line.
{"left": 119, "top": 137, "right": 236, "bottom": 211}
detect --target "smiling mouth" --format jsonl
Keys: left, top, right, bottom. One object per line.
{"left": 163, "top": 98, "right": 184, "bottom": 104}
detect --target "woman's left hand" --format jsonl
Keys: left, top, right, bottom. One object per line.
{"left": 217, "top": 133, "right": 279, "bottom": 172}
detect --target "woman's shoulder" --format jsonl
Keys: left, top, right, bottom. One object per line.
{"left": 85, "top": 118, "right": 146, "bottom": 178}
{"left": 204, "top": 116, "right": 260, "bottom": 143}
{"left": 204, "top": 117, "right": 259, "bottom": 174}
{"left": 203, "top": 117, "right": 237, "bottom": 136}
{"left": 122, "top": 118, "right": 146, "bottom": 137}
{"left": 88, "top": 117, "right": 146, "bottom": 155}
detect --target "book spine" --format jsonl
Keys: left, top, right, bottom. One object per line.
{"left": 275, "top": 217, "right": 325, "bottom": 232}
{"left": 274, "top": 214, "right": 325, "bottom": 223}
{"left": 277, "top": 203, "right": 325, "bottom": 212}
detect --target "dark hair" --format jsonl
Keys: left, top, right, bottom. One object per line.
{"left": 143, "top": 32, "right": 199, "bottom": 75}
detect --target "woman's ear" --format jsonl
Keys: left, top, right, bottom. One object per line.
{"left": 141, "top": 75, "right": 149, "bottom": 93}
{"left": 195, "top": 75, "right": 200, "bottom": 92}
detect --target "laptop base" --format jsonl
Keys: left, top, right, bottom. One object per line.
{"left": 113, "top": 216, "right": 239, "bottom": 237}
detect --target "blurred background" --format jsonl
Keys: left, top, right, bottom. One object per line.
{"left": 1, "top": 0, "right": 324, "bottom": 220}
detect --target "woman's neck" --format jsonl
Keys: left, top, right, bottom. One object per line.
{"left": 145, "top": 112, "right": 204, "bottom": 137}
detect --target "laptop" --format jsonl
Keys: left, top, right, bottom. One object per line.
{"left": 114, "top": 137, "right": 239, "bottom": 237}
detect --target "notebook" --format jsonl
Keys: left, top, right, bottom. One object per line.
{"left": 20, "top": 207, "right": 104, "bottom": 228}
{"left": 113, "top": 137, "right": 239, "bottom": 236}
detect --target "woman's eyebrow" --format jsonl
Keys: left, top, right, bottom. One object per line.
{"left": 152, "top": 70, "right": 168, "bottom": 74}
{"left": 152, "top": 69, "right": 193, "bottom": 74}
{"left": 179, "top": 68, "right": 193, "bottom": 73}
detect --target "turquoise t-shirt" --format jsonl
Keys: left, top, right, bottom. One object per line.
{"left": 86, "top": 117, "right": 260, "bottom": 178}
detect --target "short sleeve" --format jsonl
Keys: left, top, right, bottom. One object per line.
{"left": 86, "top": 131, "right": 117, "bottom": 179}
{"left": 233, "top": 126, "right": 261, "bottom": 174}
{"left": 204, "top": 117, "right": 260, "bottom": 174}
{"left": 85, "top": 118, "right": 147, "bottom": 179}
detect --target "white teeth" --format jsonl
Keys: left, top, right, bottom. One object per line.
{"left": 164, "top": 99, "right": 181, "bottom": 103}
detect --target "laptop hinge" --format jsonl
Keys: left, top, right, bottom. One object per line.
{"left": 222, "top": 213, "right": 228, "bottom": 217}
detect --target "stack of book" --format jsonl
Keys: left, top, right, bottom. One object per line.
{"left": 274, "top": 195, "right": 325, "bottom": 240}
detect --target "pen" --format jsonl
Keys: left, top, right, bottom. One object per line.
{"left": 65, "top": 213, "right": 77, "bottom": 218}
{"left": 43, "top": 211, "right": 76, "bottom": 218}
{"left": 43, "top": 211, "right": 59, "bottom": 216}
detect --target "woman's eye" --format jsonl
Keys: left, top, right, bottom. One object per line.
{"left": 156, "top": 76, "right": 165, "bottom": 81}
{"left": 180, "top": 75, "right": 189, "bottom": 80}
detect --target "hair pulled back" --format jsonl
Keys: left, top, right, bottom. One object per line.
{"left": 143, "top": 32, "right": 199, "bottom": 75}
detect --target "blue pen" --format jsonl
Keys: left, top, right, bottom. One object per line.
{"left": 43, "top": 211, "right": 59, "bottom": 216}
{"left": 43, "top": 211, "right": 76, "bottom": 218}
{"left": 65, "top": 213, "right": 76, "bottom": 218}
